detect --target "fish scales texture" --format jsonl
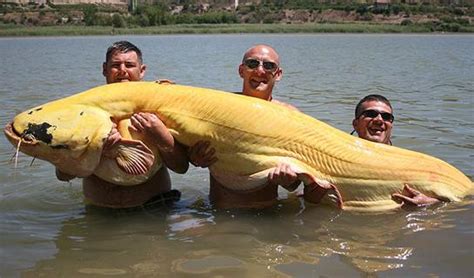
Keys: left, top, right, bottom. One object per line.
{"left": 101, "top": 83, "right": 471, "bottom": 205}
{"left": 5, "top": 82, "right": 472, "bottom": 211}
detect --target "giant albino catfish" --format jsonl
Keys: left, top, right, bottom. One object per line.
{"left": 4, "top": 82, "right": 472, "bottom": 211}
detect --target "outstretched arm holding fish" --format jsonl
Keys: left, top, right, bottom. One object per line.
{"left": 274, "top": 94, "right": 443, "bottom": 207}
{"left": 53, "top": 40, "right": 187, "bottom": 208}
{"left": 6, "top": 81, "right": 471, "bottom": 211}
{"left": 189, "top": 94, "right": 446, "bottom": 208}
{"left": 350, "top": 95, "right": 442, "bottom": 206}
{"left": 188, "top": 44, "right": 307, "bottom": 209}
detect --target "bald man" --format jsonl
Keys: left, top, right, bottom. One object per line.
{"left": 188, "top": 45, "right": 301, "bottom": 209}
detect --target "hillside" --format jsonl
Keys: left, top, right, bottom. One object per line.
{"left": 1, "top": 1, "right": 473, "bottom": 33}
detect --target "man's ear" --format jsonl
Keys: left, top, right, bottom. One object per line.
{"left": 352, "top": 118, "right": 358, "bottom": 131}
{"left": 102, "top": 62, "right": 107, "bottom": 77}
{"left": 274, "top": 68, "right": 283, "bottom": 81}
{"left": 238, "top": 64, "right": 245, "bottom": 78}
{"left": 140, "top": 64, "right": 147, "bottom": 80}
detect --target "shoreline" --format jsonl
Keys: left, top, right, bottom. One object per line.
{"left": 1, "top": 23, "right": 473, "bottom": 37}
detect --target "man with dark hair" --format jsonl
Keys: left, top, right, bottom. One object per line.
{"left": 105, "top": 41, "right": 144, "bottom": 64}
{"left": 351, "top": 94, "right": 440, "bottom": 206}
{"left": 102, "top": 40, "right": 146, "bottom": 84}
{"left": 57, "top": 40, "right": 189, "bottom": 208}
{"left": 351, "top": 94, "right": 394, "bottom": 145}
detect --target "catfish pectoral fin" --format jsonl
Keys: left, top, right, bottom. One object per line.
{"left": 109, "top": 139, "right": 155, "bottom": 175}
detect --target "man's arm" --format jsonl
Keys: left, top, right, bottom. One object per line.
{"left": 130, "top": 112, "right": 189, "bottom": 174}
{"left": 188, "top": 140, "right": 218, "bottom": 168}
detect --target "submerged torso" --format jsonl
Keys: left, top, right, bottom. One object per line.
{"left": 83, "top": 166, "right": 172, "bottom": 208}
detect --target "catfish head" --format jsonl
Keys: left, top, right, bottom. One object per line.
{"left": 4, "top": 102, "right": 113, "bottom": 177}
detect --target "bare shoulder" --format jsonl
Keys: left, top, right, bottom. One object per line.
{"left": 271, "top": 99, "right": 299, "bottom": 111}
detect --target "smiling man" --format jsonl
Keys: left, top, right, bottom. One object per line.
{"left": 352, "top": 94, "right": 394, "bottom": 145}
{"left": 187, "top": 44, "right": 301, "bottom": 208}
{"left": 351, "top": 94, "right": 440, "bottom": 206}
{"left": 56, "top": 41, "right": 188, "bottom": 208}
{"left": 239, "top": 45, "right": 281, "bottom": 99}
{"left": 102, "top": 41, "right": 146, "bottom": 84}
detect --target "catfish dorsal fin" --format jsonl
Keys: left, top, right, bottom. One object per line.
{"left": 111, "top": 139, "right": 155, "bottom": 175}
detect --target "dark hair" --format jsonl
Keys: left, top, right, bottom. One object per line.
{"left": 105, "top": 41, "right": 143, "bottom": 64}
{"left": 354, "top": 94, "right": 393, "bottom": 119}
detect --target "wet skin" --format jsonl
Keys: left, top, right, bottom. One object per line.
{"left": 352, "top": 100, "right": 393, "bottom": 145}
{"left": 189, "top": 45, "right": 302, "bottom": 209}
{"left": 57, "top": 49, "right": 188, "bottom": 208}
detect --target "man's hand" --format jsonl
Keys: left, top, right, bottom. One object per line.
{"left": 130, "top": 112, "right": 189, "bottom": 174}
{"left": 301, "top": 179, "right": 343, "bottom": 208}
{"left": 155, "top": 79, "right": 175, "bottom": 85}
{"left": 130, "top": 112, "right": 172, "bottom": 151}
{"left": 268, "top": 163, "right": 300, "bottom": 191}
{"left": 392, "top": 184, "right": 441, "bottom": 206}
{"left": 188, "top": 140, "right": 218, "bottom": 168}
{"left": 103, "top": 123, "right": 121, "bottom": 151}
{"left": 302, "top": 183, "right": 328, "bottom": 204}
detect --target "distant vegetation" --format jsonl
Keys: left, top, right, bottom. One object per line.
{"left": 0, "top": 22, "right": 446, "bottom": 37}
{"left": 0, "top": 0, "right": 473, "bottom": 34}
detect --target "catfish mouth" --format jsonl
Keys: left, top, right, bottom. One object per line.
{"left": 4, "top": 122, "right": 39, "bottom": 146}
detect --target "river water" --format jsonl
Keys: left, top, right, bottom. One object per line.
{"left": 0, "top": 34, "right": 473, "bottom": 277}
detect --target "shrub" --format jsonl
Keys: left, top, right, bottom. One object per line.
{"left": 112, "top": 13, "right": 126, "bottom": 28}
{"left": 371, "top": 6, "right": 386, "bottom": 15}
{"left": 400, "top": 19, "right": 413, "bottom": 25}
{"left": 95, "top": 13, "right": 112, "bottom": 26}
{"left": 440, "top": 15, "right": 454, "bottom": 23}
{"left": 263, "top": 13, "right": 279, "bottom": 23}
{"left": 455, "top": 18, "right": 469, "bottom": 26}
{"left": 453, "top": 8, "right": 464, "bottom": 16}
{"left": 83, "top": 5, "right": 98, "bottom": 26}
{"left": 430, "top": 22, "right": 461, "bottom": 32}
{"left": 445, "top": 23, "right": 461, "bottom": 32}
{"left": 175, "top": 13, "right": 195, "bottom": 24}
{"left": 195, "top": 12, "right": 238, "bottom": 24}
{"left": 138, "top": 14, "right": 150, "bottom": 26}
{"left": 356, "top": 5, "right": 368, "bottom": 15}
{"left": 391, "top": 5, "right": 401, "bottom": 15}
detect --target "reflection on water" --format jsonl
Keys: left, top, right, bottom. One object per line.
{"left": 19, "top": 196, "right": 474, "bottom": 277}
{"left": 1, "top": 35, "right": 473, "bottom": 277}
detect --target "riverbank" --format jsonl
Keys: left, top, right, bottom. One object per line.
{"left": 1, "top": 22, "right": 473, "bottom": 36}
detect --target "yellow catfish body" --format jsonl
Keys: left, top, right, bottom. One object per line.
{"left": 5, "top": 82, "right": 472, "bottom": 211}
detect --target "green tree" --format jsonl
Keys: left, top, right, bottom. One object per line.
{"left": 143, "top": 4, "right": 167, "bottom": 26}
{"left": 83, "top": 5, "right": 98, "bottom": 26}
{"left": 112, "top": 13, "right": 126, "bottom": 28}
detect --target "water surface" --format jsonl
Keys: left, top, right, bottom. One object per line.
{"left": 0, "top": 34, "right": 473, "bottom": 277}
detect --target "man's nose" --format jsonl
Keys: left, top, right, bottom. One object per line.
{"left": 118, "top": 63, "right": 126, "bottom": 72}
{"left": 255, "top": 64, "right": 266, "bottom": 74}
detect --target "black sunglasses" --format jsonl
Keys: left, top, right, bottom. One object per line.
{"left": 359, "top": 109, "right": 394, "bottom": 122}
{"left": 243, "top": 59, "right": 278, "bottom": 72}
